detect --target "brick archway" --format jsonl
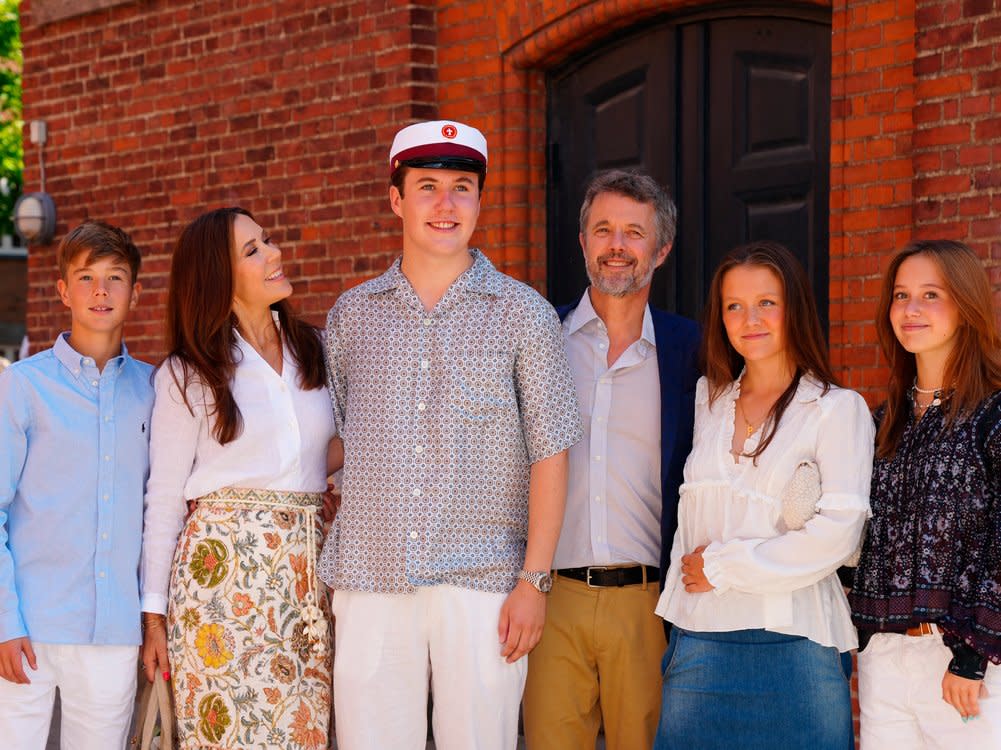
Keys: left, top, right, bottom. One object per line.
{"left": 436, "top": 0, "right": 830, "bottom": 289}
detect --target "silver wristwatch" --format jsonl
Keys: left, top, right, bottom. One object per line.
{"left": 518, "top": 569, "right": 553, "bottom": 593}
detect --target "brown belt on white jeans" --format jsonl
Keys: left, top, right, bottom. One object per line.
{"left": 904, "top": 622, "right": 938, "bottom": 637}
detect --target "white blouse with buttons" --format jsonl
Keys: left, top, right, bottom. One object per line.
{"left": 139, "top": 328, "right": 336, "bottom": 615}
{"left": 655, "top": 373, "right": 874, "bottom": 651}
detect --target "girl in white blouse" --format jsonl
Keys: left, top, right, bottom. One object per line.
{"left": 139, "top": 208, "right": 341, "bottom": 749}
{"left": 653, "top": 241, "right": 874, "bottom": 750}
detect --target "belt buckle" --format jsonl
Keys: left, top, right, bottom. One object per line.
{"left": 586, "top": 566, "right": 608, "bottom": 588}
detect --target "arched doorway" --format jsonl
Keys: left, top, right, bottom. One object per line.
{"left": 547, "top": 7, "right": 832, "bottom": 328}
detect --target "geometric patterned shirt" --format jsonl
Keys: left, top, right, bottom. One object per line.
{"left": 317, "top": 249, "right": 583, "bottom": 594}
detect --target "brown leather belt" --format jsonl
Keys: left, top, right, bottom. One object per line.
{"left": 556, "top": 565, "right": 659, "bottom": 588}
{"left": 905, "top": 622, "right": 937, "bottom": 637}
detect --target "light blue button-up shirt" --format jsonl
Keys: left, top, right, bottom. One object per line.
{"left": 0, "top": 333, "right": 153, "bottom": 645}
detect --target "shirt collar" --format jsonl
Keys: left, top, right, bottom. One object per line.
{"left": 566, "top": 288, "right": 657, "bottom": 347}
{"left": 723, "top": 368, "right": 827, "bottom": 404}
{"left": 53, "top": 332, "right": 128, "bottom": 375}
{"left": 365, "top": 249, "right": 504, "bottom": 298}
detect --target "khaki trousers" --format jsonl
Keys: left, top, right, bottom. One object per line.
{"left": 523, "top": 572, "right": 666, "bottom": 750}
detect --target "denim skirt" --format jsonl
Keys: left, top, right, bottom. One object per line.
{"left": 654, "top": 628, "right": 853, "bottom": 750}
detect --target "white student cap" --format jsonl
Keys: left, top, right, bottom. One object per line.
{"left": 389, "top": 120, "right": 488, "bottom": 178}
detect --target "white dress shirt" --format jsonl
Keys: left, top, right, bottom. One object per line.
{"left": 655, "top": 374, "right": 874, "bottom": 651}
{"left": 140, "top": 328, "right": 336, "bottom": 614}
{"left": 553, "top": 290, "right": 661, "bottom": 569}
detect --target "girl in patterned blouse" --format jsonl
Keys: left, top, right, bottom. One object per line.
{"left": 850, "top": 239, "right": 1001, "bottom": 748}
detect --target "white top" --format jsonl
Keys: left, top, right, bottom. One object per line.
{"left": 554, "top": 290, "right": 661, "bottom": 568}
{"left": 140, "top": 328, "right": 336, "bottom": 614}
{"left": 655, "top": 374, "right": 874, "bottom": 651}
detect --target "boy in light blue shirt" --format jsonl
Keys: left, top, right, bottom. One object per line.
{"left": 0, "top": 221, "right": 154, "bottom": 749}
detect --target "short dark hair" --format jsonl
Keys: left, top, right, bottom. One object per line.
{"left": 391, "top": 163, "right": 486, "bottom": 198}
{"left": 579, "top": 170, "right": 677, "bottom": 249}
{"left": 58, "top": 221, "right": 142, "bottom": 282}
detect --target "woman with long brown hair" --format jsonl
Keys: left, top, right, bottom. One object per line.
{"left": 850, "top": 240, "right": 1001, "bottom": 747}
{"left": 654, "top": 241, "right": 873, "bottom": 749}
{"left": 139, "top": 207, "right": 340, "bottom": 748}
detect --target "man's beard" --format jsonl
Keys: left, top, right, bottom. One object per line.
{"left": 586, "top": 252, "right": 654, "bottom": 297}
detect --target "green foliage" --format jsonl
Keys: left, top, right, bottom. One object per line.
{"left": 0, "top": 0, "right": 21, "bottom": 239}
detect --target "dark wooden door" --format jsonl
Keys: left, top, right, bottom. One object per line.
{"left": 548, "top": 10, "right": 831, "bottom": 326}
{"left": 547, "top": 26, "right": 677, "bottom": 309}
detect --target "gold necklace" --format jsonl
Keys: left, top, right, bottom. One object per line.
{"left": 736, "top": 398, "right": 761, "bottom": 438}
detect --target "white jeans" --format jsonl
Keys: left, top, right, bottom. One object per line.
{"left": 332, "top": 585, "right": 527, "bottom": 750}
{"left": 859, "top": 630, "right": 1001, "bottom": 749}
{"left": 0, "top": 642, "right": 138, "bottom": 750}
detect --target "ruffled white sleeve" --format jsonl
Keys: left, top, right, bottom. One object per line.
{"left": 703, "top": 388, "right": 874, "bottom": 595}
{"left": 139, "top": 361, "right": 202, "bottom": 614}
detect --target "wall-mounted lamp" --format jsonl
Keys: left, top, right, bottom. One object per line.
{"left": 13, "top": 121, "right": 55, "bottom": 245}
{"left": 14, "top": 192, "right": 57, "bottom": 245}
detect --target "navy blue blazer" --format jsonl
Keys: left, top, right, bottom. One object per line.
{"left": 557, "top": 301, "right": 701, "bottom": 584}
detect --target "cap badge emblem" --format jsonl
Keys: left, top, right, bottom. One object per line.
{"left": 442, "top": 124, "right": 458, "bottom": 139}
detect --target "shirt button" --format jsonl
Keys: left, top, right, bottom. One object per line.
{"left": 599, "top": 343, "right": 607, "bottom": 350}
{"left": 414, "top": 446, "right": 424, "bottom": 455}
{"left": 420, "top": 359, "right": 429, "bottom": 369}
{"left": 91, "top": 380, "right": 98, "bottom": 387}
{"left": 98, "top": 571, "right": 106, "bottom": 578}
{"left": 417, "top": 402, "right": 426, "bottom": 412}
{"left": 594, "top": 495, "right": 601, "bottom": 503}
{"left": 104, "top": 415, "right": 111, "bottom": 422}
{"left": 104, "top": 455, "right": 111, "bottom": 462}
{"left": 594, "top": 455, "right": 601, "bottom": 462}
{"left": 596, "top": 416, "right": 604, "bottom": 423}
{"left": 103, "top": 494, "right": 110, "bottom": 501}
{"left": 102, "top": 532, "right": 109, "bottom": 540}
{"left": 423, "top": 318, "right": 432, "bottom": 327}
{"left": 412, "top": 488, "right": 422, "bottom": 497}
{"left": 409, "top": 530, "right": 418, "bottom": 540}
{"left": 597, "top": 535, "right": 603, "bottom": 543}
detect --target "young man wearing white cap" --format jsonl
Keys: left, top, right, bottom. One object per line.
{"left": 318, "top": 120, "right": 582, "bottom": 749}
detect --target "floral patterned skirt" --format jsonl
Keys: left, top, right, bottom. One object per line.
{"left": 166, "top": 487, "right": 332, "bottom": 749}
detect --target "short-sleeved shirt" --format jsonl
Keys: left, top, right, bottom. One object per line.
{"left": 318, "top": 249, "right": 583, "bottom": 594}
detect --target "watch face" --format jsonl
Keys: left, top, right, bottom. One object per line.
{"left": 538, "top": 573, "right": 553, "bottom": 593}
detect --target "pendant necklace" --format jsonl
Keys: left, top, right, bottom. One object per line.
{"left": 736, "top": 398, "right": 760, "bottom": 438}
{"left": 912, "top": 378, "right": 945, "bottom": 412}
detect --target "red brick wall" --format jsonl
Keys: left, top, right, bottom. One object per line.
{"left": 829, "top": 0, "right": 917, "bottom": 398}
{"left": 21, "top": 0, "right": 438, "bottom": 360}
{"left": 20, "top": 0, "right": 1001, "bottom": 389}
{"left": 912, "top": 0, "right": 1001, "bottom": 297}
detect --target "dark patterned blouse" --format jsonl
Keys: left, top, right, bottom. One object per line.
{"left": 850, "top": 390, "right": 1001, "bottom": 678}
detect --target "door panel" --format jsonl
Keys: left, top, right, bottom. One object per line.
{"left": 548, "top": 10, "right": 831, "bottom": 326}
{"left": 547, "top": 27, "right": 676, "bottom": 308}
{"left": 706, "top": 17, "right": 831, "bottom": 328}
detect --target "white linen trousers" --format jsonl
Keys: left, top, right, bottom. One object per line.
{"left": 332, "top": 585, "right": 527, "bottom": 750}
{"left": 0, "top": 642, "right": 138, "bottom": 750}
{"left": 859, "top": 630, "right": 1001, "bottom": 749}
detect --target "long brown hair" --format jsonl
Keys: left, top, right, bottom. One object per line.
{"left": 702, "top": 241, "right": 837, "bottom": 459}
{"left": 163, "top": 207, "right": 325, "bottom": 444}
{"left": 875, "top": 239, "right": 1001, "bottom": 458}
